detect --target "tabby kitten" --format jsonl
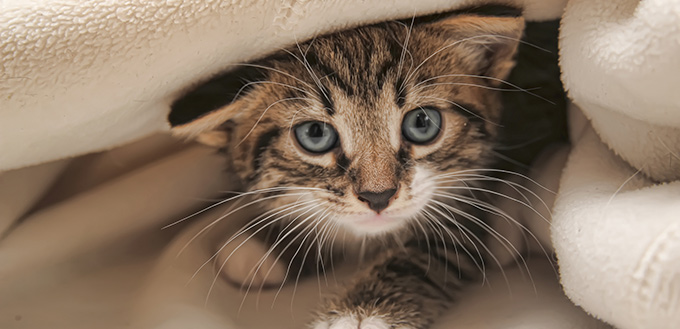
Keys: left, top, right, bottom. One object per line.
{"left": 170, "top": 5, "right": 525, "bottom": 329}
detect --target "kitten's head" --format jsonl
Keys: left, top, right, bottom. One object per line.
{"left": 170, "top": 7, "right": 524, "bottom": 236}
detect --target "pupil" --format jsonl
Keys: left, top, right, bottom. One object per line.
{"left": 415, "top": 114, "right": 429, "bottom": 129}
{"left": 309, "top": 123, "right": 324, "bottom": 138}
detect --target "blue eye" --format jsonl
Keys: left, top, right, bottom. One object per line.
{"left": 402, "top": 108, "right": 442, "bottom": 144}
{"left": 294, "top": 121, "right": 338, "bottom": 153}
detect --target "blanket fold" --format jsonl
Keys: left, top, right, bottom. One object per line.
{"left": 0, "top": 0, "right": 564, "bottom": 171}
{"left": 556, "top": 0, "right": 680, "bottom": 327}
{"left": 560, "top": 0, "right": 680, "bottom": 182}
{"left": 553, "top": 120, "right": 680, "bottom": 329}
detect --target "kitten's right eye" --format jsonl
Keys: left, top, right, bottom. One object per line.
{"left": 294, "top": 121, "right": 338, "bottom": 154}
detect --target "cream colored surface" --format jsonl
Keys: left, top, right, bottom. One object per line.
{"left": 560, "top": 0, "right": 680, "bottom": 182}
{"left": 554, "top": 0, "right": 680, "bottom": 327}
{"left": 0, "top": 0, "right": 566, "bottom": 172}
{"left": 0, "top": 137, "right": 608, "bottom": 329}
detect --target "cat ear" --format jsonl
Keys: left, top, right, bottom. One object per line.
{"left": 424, "top": 5, "right": 525, "bottom": 82}
{"left": 168, "top": 66, "right": 266, "bottom": 147}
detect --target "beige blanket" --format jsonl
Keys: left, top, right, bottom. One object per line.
{"left": 2, "top": 0, "right": 678, "bottom": 328}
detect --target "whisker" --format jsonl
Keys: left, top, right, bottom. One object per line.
{"left": 416, "top": 81, "right": 541, "bottom": 93}
{"left": 164, "top": 186, "right": 325, "bottom": 229}
{"left": 238, "top": 96, "right": 312, "bottom": 146}
{"left": 282, "top": 40, "right": 330, "bottom": 104}
{"left": 203, "top": 199, "right": 321, "bottom": 307}
{"left": 431, "top": 168, "right": 555, "bottom": 194}
{"left": 654, "top": 132, "right": 680, "bottom": 161}
{"left": 326, "top": 219, "right": 342, "bottom": 284}
{"left": 232, "top": 80, "right": 313, "bottom": 102}
{"left": 178, "top": 191, "right": 318, "bottom": 258}
{"left": 429, "top": 201, "right": 513, "bottom": 290}
{"left": 423, "top": 205, "right": 486, "bottom": 280}
{"left": 289, "top": 209, "right": 332, "bottom": 312}
{"left": 196, "top": 199, "right": 318, "bottom": 284}
{"left": 432, "top": 186, "right": 550, "bottom": 224}
{"left": 416, "top": 95, "right": 498, "bottom": 125}
{"left": 403, "top": 34, "right": 516, "bottom": 89}
{"left": 242, "top": 203, "right": 329, "bottom": 309}
{"left": 411, "top": 72, "right": 555, "bottom": 105}
{"left": 431, "top": 195, "right": 545, "bottom": 290}
{"left": 244, "top": 202, "right": 329, "bottom": 301}
{"left": 433, "top": 198, "right": 523, "bottom": 261}
{"left": 422, "top": 215, "right": 451, "bottom": 281}
{"left": 423, "top": 206, "right": 461, "bottom": 265}
{"left": 425, "top": 215, "right": 462, "bottom": 282}
{"left": 605, "top": 167, "right": 644, "bottom": 208}
{"left": 435, "top": 191, "right": 537, "bottom": 244}
{"left": 271, "top": 207, "right": 331, "bottom": 307}
{"left": 490, "top": 150, "right": 533, "bottom": 170}
{"left": 392, "top": 12, "right": 416, "bottom": 94}
{"left": 318, "top": 217, "right": 339, "bottom": 288}
{"left": 432, "top": 173, "right": 551, "bottom": 210}
{"left": 225, "top": 62, "right": 316, "bottom": 90}
{"left": 287, "top": 105, "right": 316, "bottom": 137}
{"left": 433, "top": 175, "right": 539, "bottom": 206}
{"left": 411, "top": 214, "right": 433, "bottom": 274}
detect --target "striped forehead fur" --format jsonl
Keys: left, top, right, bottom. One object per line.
{"left": 230, "top": 21, "right": 513, "bottom": 189}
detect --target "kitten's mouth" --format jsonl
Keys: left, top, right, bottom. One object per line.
{"left": 344, "top": 203, "right": 424, "bottom": 235}
{"left": 350, "top": 213, "right": 405, "bottom": 234}
{"left": 355, "top": 214, "right": 395, "bottom": 225}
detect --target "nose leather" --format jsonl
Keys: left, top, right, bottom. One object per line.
{"left": 357, "top": 188, "right": 397, "bottom": 213}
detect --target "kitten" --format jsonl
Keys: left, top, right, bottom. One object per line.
{"left": 170, "top": 5, "right": 525, "bottom": 329}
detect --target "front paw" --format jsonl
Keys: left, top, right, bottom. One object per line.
{"left": 311, "top": 313, "right": 414, "bottom": 329}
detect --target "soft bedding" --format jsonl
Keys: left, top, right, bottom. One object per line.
{"left": 1, "top": 0, "right": 678, "bottom": 328}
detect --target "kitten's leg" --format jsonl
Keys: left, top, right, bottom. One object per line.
{"left": 215, "top": 223, "right": 320, "bottom": 290}
{"left": 311, "top": 245, "right": 473, "bottom": 329}
{"left": 214, "top": 231, "right": 288, "bottom": 290}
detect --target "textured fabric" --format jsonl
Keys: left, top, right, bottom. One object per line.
{"left": 0, "top": 0, "right": 565, "bottom": 171}
{"left": 552, "top": 1, "right": 680, "bottom": 328}
{"left": 560, "top": 0, "right": 680, "bottom": 182}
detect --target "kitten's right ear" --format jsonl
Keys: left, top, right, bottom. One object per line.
{"left": 168, "top": 66, "right": 266, "bottom": 147}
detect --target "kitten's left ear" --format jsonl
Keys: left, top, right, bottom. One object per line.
{"left": 426, "top": 5, "right": 525, "bottom": 82}
{"left": 168, "top": 65, "right": 266, "bottom": 147}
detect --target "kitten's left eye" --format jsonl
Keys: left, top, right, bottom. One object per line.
{"left": 402, "top": 108, "right": 442, "bottom": 144}
{"left": 294, "top": 121, "right": 338, "bottom": 154}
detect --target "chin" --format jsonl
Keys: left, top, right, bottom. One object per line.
{"left": 340, "top": 204, "right": 425, "bottom": 237}
{"left": 344, "top": 213, "right": 408, "bottom": 236}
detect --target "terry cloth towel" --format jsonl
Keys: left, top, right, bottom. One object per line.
{"left": 0, "top": 0, "right": 565, "bottom": 172}
{"left": 552, "top": 1, "right": 680, "bottom": 328}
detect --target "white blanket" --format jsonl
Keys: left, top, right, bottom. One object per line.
{"left": 0, "top": 0, "right": 677, "bottom": 328}
{"left": 554, "top": 1, "right": 680, "bottom": 328}
{"left": 0, "top": 0, "right": 564, "bottom": 172}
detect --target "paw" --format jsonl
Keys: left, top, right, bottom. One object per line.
{"left": 214, "top": 234, "right": 286, "bottom": 290}
{"left": 311, "top": 315, "right": 412, "bottom": 329}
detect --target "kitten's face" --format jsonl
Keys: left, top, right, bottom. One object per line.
{"left": 172, "top": 12, "right": 524, "bottom": 237}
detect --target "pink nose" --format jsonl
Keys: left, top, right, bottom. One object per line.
{"left": 357, "top": 189, "right": 397, "bottom": 213}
